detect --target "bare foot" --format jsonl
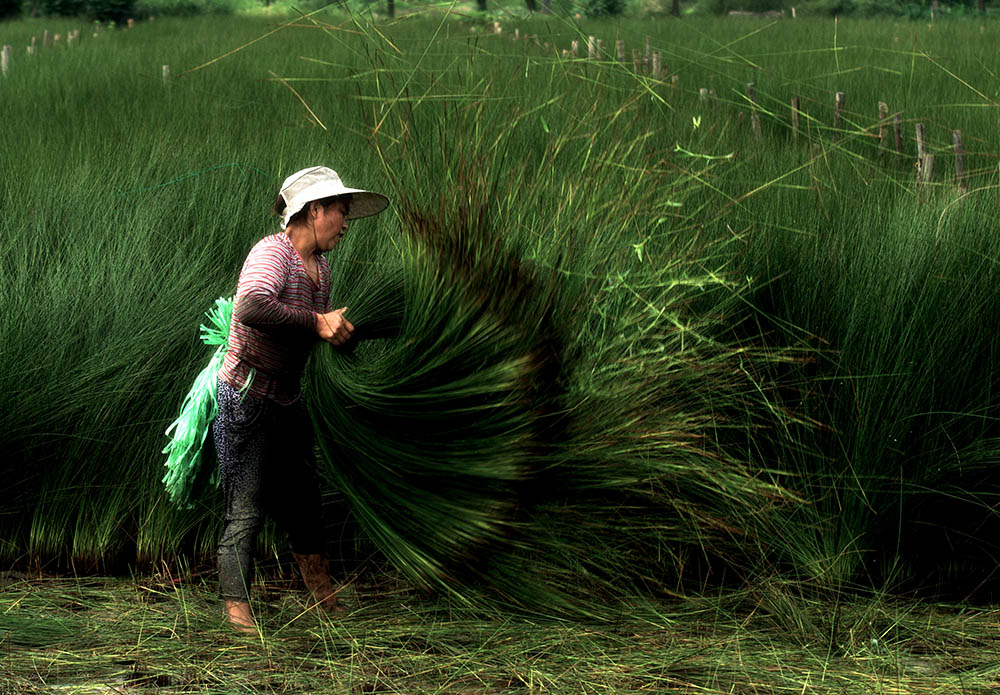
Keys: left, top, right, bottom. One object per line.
{"left": 224, "top": 600, "right": 256, "bottom": 634}
{"left": 317, "top": 592, "right": 348, "bottom": 615}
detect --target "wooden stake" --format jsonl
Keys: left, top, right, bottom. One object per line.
{"left": 570, "top": 40, "right": 578, "bottom": 57}
{"left": 699, "top": 87, "right": 708, "bottom": 102}
{"left": 791, "top": 96, "right": 800, "bottom": 141}
{"left": 922, "top": 155, "right": 935, "bottom": 186}
{"left": 632, "top": 49, "right": 640, "bottom": 73}
{"left": 1, "top": 45, "right": 10, "bottom": 78}
{"left": 127, "top": 18, "right": 135, "bottom": 28}
{"left": 915, "top": 122, "right": 928, "bottom": 186}
{"left": 644, "top": 36, "right": 651, "bottom": 72}
{"left": 587, "top": 35, "right": 596, "bottom": 60}
{"left": 915, "top": 123, "right": 927, "bottom": 163}
{"left": 878, "top": 101, "right": 889, "bottom": 148}
{"left": 597, "top": 39, "right": 604, "bottom": 58}
{"left": 748, "top": 82, "right": 762, "bottom": 140}
{"left": 162, "top": 64, "right": 170, "bottom": 83}
{"left": 43, "top": 30, "right": 51, "bottom": 48}
{"left": 894, "top": 112, "right": 903, "bottom": 158}
{"left": 953, "top": 129, "right": 968, "bottom": 194}
{"left": 652, "top": 51, "right": 661, "bottom": 78}
{"left": 616, "top": 39, "right": 625, "bottom": 63}
{"left": 671, "top": 74, "right": 679, "bottom": 87}
{"left": 833, "top": 91, "right": 845, "bottom": 140}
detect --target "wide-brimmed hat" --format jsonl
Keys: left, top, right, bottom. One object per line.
{"left": 279, "top": 166, "right": 389, "bottom": 227}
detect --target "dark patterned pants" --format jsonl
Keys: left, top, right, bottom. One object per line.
{"left": 213, "top": 378, "right": 325, "bottom": 602}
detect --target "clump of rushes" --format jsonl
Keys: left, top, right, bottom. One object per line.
{"left": 737, "top": 181, "right": 1000, "bottom": 596}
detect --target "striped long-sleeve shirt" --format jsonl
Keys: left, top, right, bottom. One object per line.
{"left": 219, "top": 232, "right": 331, "bottom": 404}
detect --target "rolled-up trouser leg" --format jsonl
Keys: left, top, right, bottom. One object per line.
{"left": 214, "top": 380, "right": 269, "bottom": 602}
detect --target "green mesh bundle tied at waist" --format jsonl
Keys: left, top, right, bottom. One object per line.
{"left": 162, "top": 296, "right": 235, "bottom": 509}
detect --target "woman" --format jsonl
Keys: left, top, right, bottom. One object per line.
{"left": 213, "top": 166, "right": 388, "bottom": 632}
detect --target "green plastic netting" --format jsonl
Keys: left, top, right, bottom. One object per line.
{"left": 161, "top": 296, "right": 234, "bottom": 509}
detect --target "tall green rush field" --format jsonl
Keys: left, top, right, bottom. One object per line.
{"left": 2, "top": 10, "right": 1000, "bottom": 612}
{"left": 656, "top": 17, "right": 1000, "bottom": 596}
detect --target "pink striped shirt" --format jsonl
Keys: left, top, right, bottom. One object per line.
{"left": 219, "top": 232, "right": 331, "bottom": 404}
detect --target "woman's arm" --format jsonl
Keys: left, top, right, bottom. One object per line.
{"left": 233, "top": 244, "right": 315, "bottom": 332}
{"left": 234, "top": 240, "right": 352, "bottom": 344}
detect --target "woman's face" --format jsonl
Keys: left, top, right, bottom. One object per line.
{"left": 313, "top": 199, "right": 350, "bottom": 252}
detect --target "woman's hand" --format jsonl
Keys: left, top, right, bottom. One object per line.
{"left": 315, "top": 307, "right": 355, "bottom": 346}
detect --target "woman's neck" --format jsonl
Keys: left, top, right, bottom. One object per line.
{"left": 285, "top": 223, "right": 318, "bottom": 259}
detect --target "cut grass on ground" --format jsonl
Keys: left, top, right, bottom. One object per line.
{"left": 3, "top": 573, "right": 1000, "bottom": 694}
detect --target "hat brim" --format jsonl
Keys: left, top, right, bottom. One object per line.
{"left": 341, "top": 189, "right": 390, "bottom": 220}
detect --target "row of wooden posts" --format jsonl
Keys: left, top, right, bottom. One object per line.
{"left": 504, "top": 24, "right": 680, "bottom": 82}
{"left": 748, "top": 86, "right": 970, "bottom": 194}
{"left": 498, "top": 23, "right": 972, "bottom": 195}
{"left": 1, "top": 18, "right": 136, "bottom": 78}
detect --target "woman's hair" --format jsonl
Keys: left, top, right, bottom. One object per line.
{"left": 274, "top": 193, "right": 352, "bottom": 226}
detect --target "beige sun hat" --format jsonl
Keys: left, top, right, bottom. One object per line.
{"left": 279, "top": 166, "right": 389, "bottom": 228}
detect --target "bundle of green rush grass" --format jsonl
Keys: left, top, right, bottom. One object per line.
{"left": 291, "top": 63, "right": 804, "bottom": 612}
{"left": 307, "top": 193, "right": 799, "bottom": 616}
{"left": 308, "top": 216, "right": 549, "bottom": 599}
{"left": 162, "top": 296, "right": 234, "bottom": 509}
